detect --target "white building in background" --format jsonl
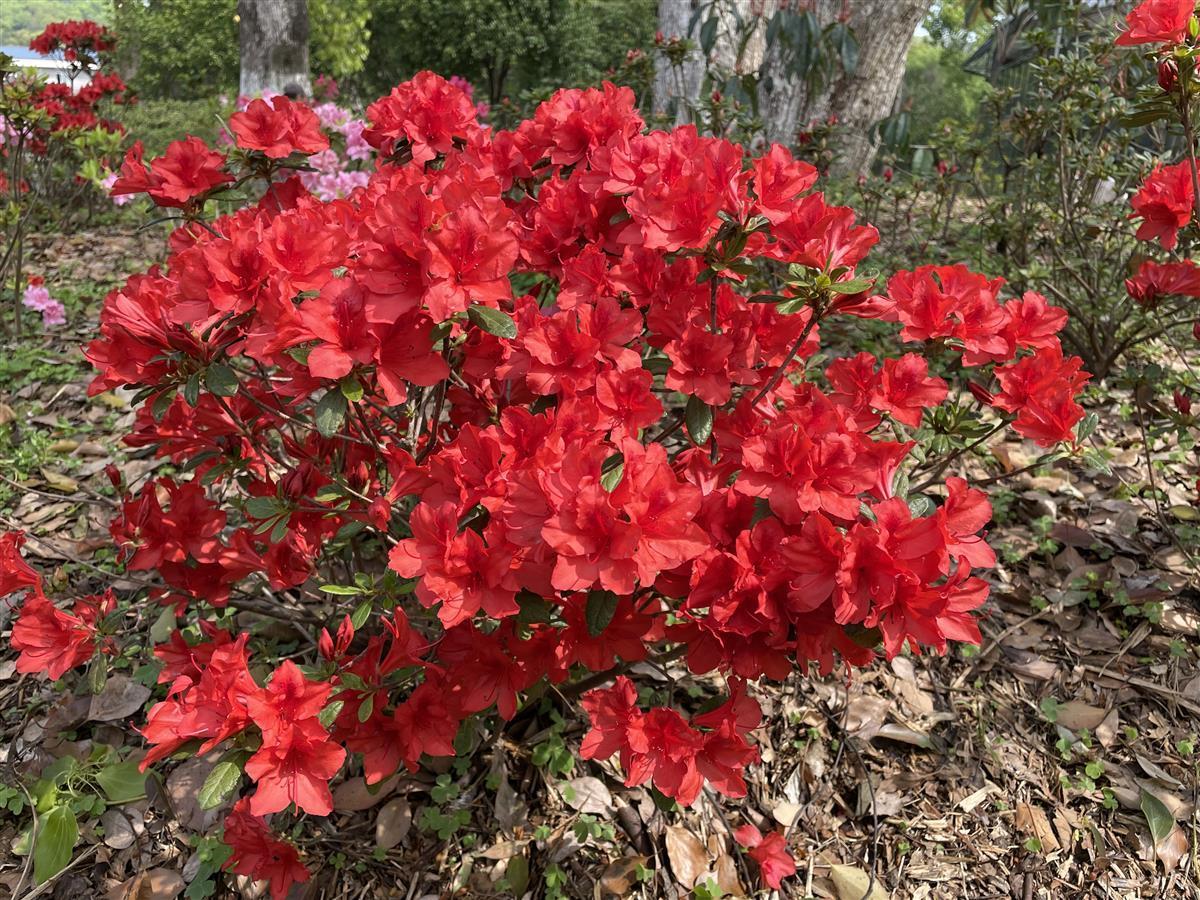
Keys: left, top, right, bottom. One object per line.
{"left": 0, "top": 45, "right": 92, "bottom": 90}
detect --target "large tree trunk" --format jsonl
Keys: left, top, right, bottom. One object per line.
{"left": 238, "top": 0, "right": 311, "bottom": 99}
{"left": 761, "top": 0, "right": 930, "bottom": 174}
{"left": 655, "top": 0, "right": 930, "bottom": 173}
{"left": 652, "top": 0, "right": 703, "bottom": 124}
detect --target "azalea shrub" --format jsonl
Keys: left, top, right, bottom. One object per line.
{"left": 3, "top": 70, "right": 1093, "bottom": 895}
{"left": 1, "top": 20, "right": 131, "bottom": 333}
{"left": 858, "top": 0, "right": 1200, "bottom": 381}
{"left": 1111, "top": 0, "right": 1200, "bottom": 525}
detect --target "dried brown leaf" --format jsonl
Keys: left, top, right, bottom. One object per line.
{"left": 560, "top": 776, "right": 612, "bottom": 815}
{"left": 1053, "top": 700, "right": 1108, "bottom": 732}
{"left": 374, "top": 797, "right": 411, "bottom": 851}
{"left": 830, "top": 864, "right": 888, "bottom": 900}
{"left": 88, "top": 674, "right": 151, "bottom": 722}
{"left": 1014, "top": 802, "right": 1060, "bottom": 852}
{"left": 664, "top": 824, "right": 708, "bottom": 889}
{"left": 600, "top": 855, "right": 648, "bottom": 895}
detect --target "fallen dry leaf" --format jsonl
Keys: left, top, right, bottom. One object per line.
{"left": 99, "top": 808, "right": 136, "bottom": 850}
{"left": 332, "top": 775, "right": 401, "bottom": 812}
{"left": 560, "top": 776, "right": 612, "bottom": 815}
{"left": 665, "top": 824, "right": 709, "bottom": 889}
{"left": 830, "top": 863, "right": 888, "bottom": 900}
{"left": 599, "top": 855, "right": 647, "bottom": 895}
{"left": 88, "top": 674, "right": 151, "bottom": 722}
{"left": 166, "top": 753, "right": 224, "bottom": 832}
{"left": 374, "top": 797, "right": 412, "bottom": 851}
{"left": 40, "top": 468, "right": 79, "bottom": 493}
{"left": 1015, "top": 802, "right": 1060, "bottom": 852}
{"left": 109, "top": 868, "right": 185, "bottom": 900}
{"left": 1053, "top": 700, "right": 1108, "bottom": 732}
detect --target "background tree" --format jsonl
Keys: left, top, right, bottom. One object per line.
{"left": 111, "top": 0, "right": 238, "bottom": 99}
{"left": 309, "top": 0, "right": 372, "bottom": 82}
{"left": 357, "top": 0, "right": 654, "bottom": 105}
{"left": 237, "top": 0, "right": 311, "bottom": 99}
{"left": 655, "top": 0, "right": 931, "bottom": 173}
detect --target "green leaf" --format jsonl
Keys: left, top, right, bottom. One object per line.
{"left": 600, "top": 454, "right": 625, "bottom": 492}
{"left": 198, "top": 761, "right": 242, "bottom": 811}
{"left": 318, "top": 700, "right": 344, "bottom": 729}
{"left": 516, "top": 591, "right": 553, "bottom": 625}
{"left": 340, "top": 376, "right": 364, "bottom": 402}
{"left": 151, "top": 389, "right": 176, "bottom": 421}
{"left": 907, "top": 495, "right": 935, "bottom": 518}
{"left": 1140, "top": 788, "right": 1175, "bottom": 846}
{"left": 585, "top": 590, "right": 619, "bottom": 637}
{"left": 506, "top": 854, "right": 530, "bottom": 895}
{"left": 244, "top": 496, "right": 280, "bottom": 520}
{"left": 319, "top": 584, "right": 363, "bottom": 596}
{"left": 357, "top": 692, "right": 375, "bottom": 723}
{"left": 685, "top": 396, "right": 714, "bottom": 446}
{"left": 95, "top": 759, "right": 147, "bottom": 805}
{"left": 33, "top": 805, "right": 77, "bottom": 885}
{"left": 827, "top": 276, "right": 873, "bottom": 295}
{"left": 775, "top": 296, "right": 808, "bottom": 315}
{"left": 1076, "top": 412, "right": 1099, "bottom": 441}
{"left": 88, "top": 655, "right": 108, "bottom": 695}
{"left": 699, "top": 15, "right": 718, "bottom": 54}
{"left": 183, "top": 372, "right": 201, "bottom": 407}
{"left": 350, "top": 599, "right": 373, "bottom": 630}
{"left": 315, "top": 389, "right": 348, "bottom": 437}
{"left": 204, "top": 364, "right": 239, "bottom": 397}
{"left": 467, "top": 305, "right": 517, "bottom": 339}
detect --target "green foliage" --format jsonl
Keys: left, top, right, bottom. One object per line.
{"left": 902, "top": 37, "right": 991, "bottom": 150}
{"left": 13, "top": 745, "right": 146, "bottom": 884}
{"left": 111, "top": 0, "right": 238, "bottom": 100}
{"left": 863, "top": 2, "right": 1191, "bottom": 379}
{"left": 357, "top": 0, "right": 655, "bottom": 104}
{"left": 117, "top": 97, "right": 224, "bottom": 155}
{"left": 0, "top": 0, "right": 110, "bottom": 45}
{"left": 310, "top": 0, "right": 372, "bottom": 80}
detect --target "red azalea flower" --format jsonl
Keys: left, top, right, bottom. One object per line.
{"left": 223, "top": 799, "right": 310, "bottom": 900}
{"left": 230, "top": 96, "right": 329, "bottom": 159}
{"left": 1115, "top": 0, "right": 1195, "bottom": 46}
{"left": 1130, "top": 161, "right": 1195, "bottom": 250}
{"left": 11, "top": 592, "right": 110, "bottom": 680}
{"left": 734, "top": 824, "right": 797, "bottom": 889}
{"left": 1125, "top": 259, "right": 1200, "bottom": 306}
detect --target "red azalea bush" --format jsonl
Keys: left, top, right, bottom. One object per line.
{"left": 1115, "top": 0, "right": 1200, "bottom": 503}
{"left": 7, "top": 20, "right": 129, "bottom": 140}
{"left": 3, "top": 70, "right": 1092, "bottom": 894}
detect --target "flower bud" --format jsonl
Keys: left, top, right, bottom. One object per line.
{"left": 883, "top": 167, "right": 893, "bottom": 183}
{"left": 1175, "top": 389, "right": 1193, "bottom": 415}
{"left": 967, "top": 381, "right": 995, "bottom": 405}
{"left": 1158, "top": 58, "right": 1179, "bottom": 93}
{"left": 318, "top": 628, "right": 335, "bottom": 661}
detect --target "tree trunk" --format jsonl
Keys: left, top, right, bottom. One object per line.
{"left": 652, "top": 0, "right": 703, "bottom": 124}
{"left": 760, "top": 0, "right": 930, "bottom": 174}
{"left": 655, "top": 0, "right": 930, "bottom": 173}
{"left": 238, "top": 0, "right": 311, "bottom": 99}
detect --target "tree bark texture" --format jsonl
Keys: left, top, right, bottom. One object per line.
{"left": 655, "top": 0, "right": 931, "bottom": 173}
{"left": 238, "top": 0, "right": 312, "bottom": 99}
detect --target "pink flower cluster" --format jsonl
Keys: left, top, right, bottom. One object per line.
{"left": 22, "top": 277, "right": 66, "bottom": 327}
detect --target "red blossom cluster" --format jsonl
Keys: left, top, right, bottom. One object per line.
{"left": 1115, "top": 2, "right": 1200, "bottom": 318}
{"left": 3, "top": 73, "right": 1092, "bottom": 895}
{"left": 28, "top": 19, "right": 115, "bottom": 59}
{"left": 9, "top": 21, "right": 130, "bottom": 144}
